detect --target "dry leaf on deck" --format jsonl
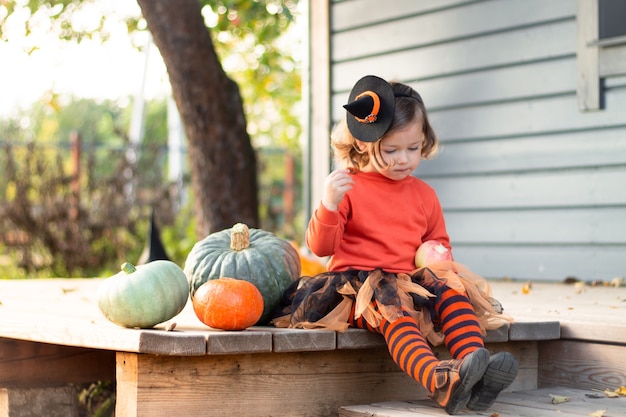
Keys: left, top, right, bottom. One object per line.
{"left": 550, "top": 394, "right": 570, "bottom": 404}
{"left": 615, "top": 385, "right": 626, "bottom": 396}
{"left": 604, "top": 388, "right": 619, "bottom": 398}
{"left": 589, "top": 410, "right": 607, "bottom": 417}
{"left": 489, "top": 413, "right": 499, "bottom": 417}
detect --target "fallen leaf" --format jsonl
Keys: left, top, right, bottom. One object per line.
{"left": 550, "top": 394, "right": 571, "bottom": 404}
{"left": 489, "top": 413, "right": 499, "bottom": 417}
{"left": 589, "top": 410, "right": 607, "bottom": 417}
{"left": 604, "top": 388, "right": 619, "bottom": 398}
{"left": 615, "top": 385, "right": 626, "bottom": 396}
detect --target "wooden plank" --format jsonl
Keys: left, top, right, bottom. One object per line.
{"left": 0, "top": 308, "right": 208, "bottom": 355}
{"left": 331, "top": 19, "right": 575, "bottom": 94}
{"left": 509, "top": 321, "right": 560, "bottom": 341}
{"left": 0, "top": 278, "right": 270, "bottom": 355}
{"left": 429, "top": 166, "right": 626, "bottom": 209}
{"left": 444, "top": 208, "right": 626, "bottom": 245}
{"left": 115, "top": 353, "right": 138, "bottom": 417}
{"left": 0, "top": 338, "right": 114, "bottom": 387}
{"left": 332, "top": 0, "right": 575, "bottom": 62}
{"left": 263, "top": 327, "right": 337, "bottom": 352}
{"left": 340, "top": 401, "right": 445, "bottom": 417}
{"left": 560, "top": 322, "right": 626, "bottom": 344}
{"left": 309, "top": 0, "right": 332, "bottom": 220}
{"left": 332, "top": 57, "right": 579, "bottom": 113}
{"left": 452, "top": 244, "right": 626, "bottom": 281}
{"left": 331, "top": 0, "right": 475, "bottom": 32}
{"left": 341, "top": 399, "right": 547, "bottom": 417}
{"left": 115, "top": 348, "right": 424, "bottom": 417}
{"left": 412, "top": 58, "right": 577, "bottom": 110}
{"left": 605, "top": 74, "right": 626, "bottom": 88}
{"left": 339, "top": 387, "right": 626, "bottom": 417}
{"left": 577, "top": 0, "right": 601, "bottom": 110}
{"left": 489, "top": 282, "right": 626, "bottom": 340}
{"left": 205, "top": 329, "right": 272, "bottom": 354}
{"left": 426, "top": 89, "right": 626, "bottom": 142}
{"left": 418, "top": 127, "right": 626, "bottom": 176}
{"left": 337, "top": 328, "right": 386, "bottom": 349}
{"left": 499, "top": 386, "right": 626, "bottom": 416}
{"left": 599, "top": 43, "right": 626, "bottom": 77}
{"left": 539, "top": 340, "right": 626, "bottom": 390}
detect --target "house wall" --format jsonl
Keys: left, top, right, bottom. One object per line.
{"left": 309, "top": 0, "right": 626, "bottom": 281}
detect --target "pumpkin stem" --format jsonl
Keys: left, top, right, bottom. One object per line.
{"left": 121, "top": 262, "right": 137, "bottom": 274}
{"left": 230, "top": 223, "right": 250, "bottom": 251}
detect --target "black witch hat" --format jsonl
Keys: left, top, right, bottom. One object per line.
{"left": 343, "top": 75, "right": 395, "bottom": 142}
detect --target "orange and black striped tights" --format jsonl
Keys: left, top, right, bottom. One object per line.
{"left": 348, "top": 283, "right": 484, "bottom": 393}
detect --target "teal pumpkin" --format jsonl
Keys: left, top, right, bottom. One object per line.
{"left": 184, "top": 223, "right": 301, "bottom": 324}
{"left": 97, "top": 260, "right": 189, "bottom": 328}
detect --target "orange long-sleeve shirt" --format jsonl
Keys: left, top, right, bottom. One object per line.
{"left": 306, "top": 171, "right": 451, "bottom": 274}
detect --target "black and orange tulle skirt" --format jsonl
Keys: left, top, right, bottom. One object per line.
{"left": 272, "top": 261, "right": 513, "bottom": 346}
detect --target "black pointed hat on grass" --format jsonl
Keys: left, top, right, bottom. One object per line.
{"left": 343, "top": 75, "right": 395, "bottom": 143}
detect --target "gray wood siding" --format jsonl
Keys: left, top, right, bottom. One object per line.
{"left": 323, "top": 0, "right": 626, "bottom": 281}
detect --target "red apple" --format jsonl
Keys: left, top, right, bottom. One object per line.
{"left": 415, "top": 240, "right": 452, "bottom": 268}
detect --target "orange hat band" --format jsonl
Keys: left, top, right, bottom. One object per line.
{"left": 354, "top": 91, "right": 380, "bottom": 124}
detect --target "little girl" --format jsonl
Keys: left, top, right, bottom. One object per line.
{"left": 273, "top": 75, "right": 518, "bottom": 415}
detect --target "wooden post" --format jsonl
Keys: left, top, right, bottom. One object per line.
{"left": 283, "top": 152, "right": 294, "bottom": 228}
{"left": 69, "top": 131, "right": 81, "bottom": 221}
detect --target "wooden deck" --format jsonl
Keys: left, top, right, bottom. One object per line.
{"left": 0, "top": 278, "right": 624, "bottom": 416}
{"left": 340, "top": 386, "right": 626, "bottom": 417}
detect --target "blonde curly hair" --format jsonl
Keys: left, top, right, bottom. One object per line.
{"left": 331, "top": 82, "right": 438, "bottom": 171}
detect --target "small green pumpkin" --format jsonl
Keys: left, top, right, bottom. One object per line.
{"left": 97, "top": 260, "right": 189, "bottom": 328}
{"left": 184, "top": 223, "right": 300, "bottom": 324}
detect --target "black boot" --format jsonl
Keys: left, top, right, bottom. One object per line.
{"left": 467, "top": 351, "right": 519, "bottom": 411}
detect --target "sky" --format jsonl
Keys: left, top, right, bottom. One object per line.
{"left": 0, "top": 1, "right": 170, "bottom": 118}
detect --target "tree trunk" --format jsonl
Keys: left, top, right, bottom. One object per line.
{"left": 137, "top": 0, "right": 259, "bottom": 238}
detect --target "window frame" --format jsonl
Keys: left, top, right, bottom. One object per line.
{"left": 577, "top": 0, "right": 626, "bottom": 111}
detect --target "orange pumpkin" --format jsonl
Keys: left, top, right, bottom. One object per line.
{"left": 192, "top": 277, "right": 264, "bottom": 330}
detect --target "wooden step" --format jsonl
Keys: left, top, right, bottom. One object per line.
{"left": 339, "top": 386, "right": 626, "bottom": 416}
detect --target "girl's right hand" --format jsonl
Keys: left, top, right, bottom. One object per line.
{"left": 322, "top": 169, "right": 354, "bottom": 211}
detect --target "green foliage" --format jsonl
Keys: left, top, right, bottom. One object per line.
{"left": 202, "top": 0, "right": 302, "bottom": 150}
{"left": 0, "top": 97, "right": 173, "bottom": 278}
{"left": 77, "top": 381, "right": 115, "bottom": 417}
{"left": 1, "top": 0, "right": 303, "bottom": 151}
{"left": 0, "top": 0, "right": 305, "bottom": 276}
{"left": 160, "top": 196, "right": 197, "bottom": 267}
{"left": 0, "top": 0, "right": 110, "bottom": 45}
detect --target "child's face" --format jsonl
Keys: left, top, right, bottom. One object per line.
{"left": 365, "top": 119, "right": 425, "bottom": 180}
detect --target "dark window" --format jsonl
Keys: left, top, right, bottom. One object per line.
{"left": 598, "top": 0, "right": 626, "bottom": 39}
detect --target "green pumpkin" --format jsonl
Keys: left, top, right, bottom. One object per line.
{"left": 184, "top": 223, "right": 301, "bottom": 324}
{"left": 97, "top": 260, "right": 189, "bottom": 328}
